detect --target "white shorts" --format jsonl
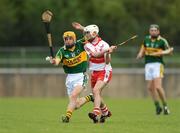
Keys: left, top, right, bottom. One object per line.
{"left": 145, "top": 62, "right": 164, "bottom": 80}
{"left": 65, "top": 73, "right": 88, "bottom": 96}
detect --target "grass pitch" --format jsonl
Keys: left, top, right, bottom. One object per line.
{"left": 0, "top": 98, "right": 179, "bottom": 133}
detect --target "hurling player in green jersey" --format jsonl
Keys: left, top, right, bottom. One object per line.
{"left": 46, "top": 31, "right": 94, "bottom": 123}
{"left": 137, "top": 24, "right": 173, "bottom": 115}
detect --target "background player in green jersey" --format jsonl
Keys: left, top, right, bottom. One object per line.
{"left": 46, "top": 31, "right": 94, "bottom": 123}
{"left": 136, "top": 24, "right": 173, "bottom": 115}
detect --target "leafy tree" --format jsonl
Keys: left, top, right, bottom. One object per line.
{"left": 0, "top": 0, "right": 179, "bottom": 47}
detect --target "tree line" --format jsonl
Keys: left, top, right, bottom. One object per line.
{"left": 0, "top": 0, "right": 178, "bottom": 47}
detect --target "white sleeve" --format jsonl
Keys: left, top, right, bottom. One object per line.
{"left": 84, "top": 43, "right": 94, "bottom": 55}
{"left": 84, "top": 46, "right": 90, "bottom": 55}
{"left": 102, "top": 41, "right": 110, "bottom": 51}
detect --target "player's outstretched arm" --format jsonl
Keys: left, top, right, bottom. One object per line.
{"left": 108, "top": 45, "right": 117, "bottom": 53}
{"left": 72, "top": 22, "right": 85, "bottom": 31}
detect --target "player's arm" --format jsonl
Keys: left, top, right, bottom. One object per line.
{"left": 149, "top": 47, "right": 174, "bottom": 56}
{"left": 85, "top": 45, "right": 117, "bottom": 58}
{"left": 72, "top": 22, "right": 85, "bottom": 31}
{"left": 161, "top": 47, "right": 174, "bottom": 55}
{"left": 46, "top": 49, "right": 63, "bottom": 65}
{"left": 104, "top": 44, "right": 116, "bottom": 64}
{"left": 77, "top": 37, "right": 88, "bottom": 45}
{"left": 105, "top": 53, "right": 111, "bottom": 64}
{"left": 160, "top": 39, "right": 174, "bottom": 55}
{"left": 90, "top": 49, "right": 109, "bottom": 57}
{"left": 72, "top": 22, "right": 90, "bottom": 43}
{"left": 149, "top": 39, "right": 173, "bottom": 56}
{"left": 136, "top": 44, "right": 145, "bottom": 59}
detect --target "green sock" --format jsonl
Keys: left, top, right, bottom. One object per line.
{"left": 154, "top": 101, "right": 160, "bottom": 108}
{"left": 162, "top": 102, "right": 167, "bottom": 107}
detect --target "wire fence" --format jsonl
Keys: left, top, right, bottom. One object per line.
{"left": 0, "top": 46, "right": 180, "bottom": 68}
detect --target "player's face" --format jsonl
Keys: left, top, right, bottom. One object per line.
{"left": 83, "top": 31, "right": 92, "bottom": 40}
{"left": 64, "top": 36, "right": 75, "bottom": 48}
{"left": 149, "top": 28, "right": 160, "bottom": 38}
{"left": 84, "top": 31, "right": 97, "bottom": 41}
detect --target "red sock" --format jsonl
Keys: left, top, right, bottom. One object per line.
{"left": 101, "top": 105, "right": 109, "bottom": 116}
{"left": 93, "top": 107, "right": 101, "bottom": 116}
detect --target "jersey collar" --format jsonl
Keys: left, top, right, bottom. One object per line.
{"left": 63, "top": 45, "right": 76, "bottom": 51}
{"left": 150, "top": 35, "right": 161, "bottom": 41}
{"left": 91, "top": 37, "right": 102, "bottom": 46}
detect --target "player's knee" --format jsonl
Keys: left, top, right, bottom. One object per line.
{"left": 148, "top": 86, "right": 154, "bottom": 92}
{"left": 155, "top": 86, "right": 162, "bottom": 91}
{"left": 70, "top": 93, "right": 78, "bottom": 101}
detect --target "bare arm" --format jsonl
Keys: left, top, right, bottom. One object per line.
{"left": 72, "top": 22, "right": 85, "bottom": 31}
{"left": 105, "top": 53, "right": 111, "bottom": 64}
{"left": 104, "top": 45, "right": 117, "bottom": 63}
{"left": 136, "top": 45, "right": 145, "bottom": 59}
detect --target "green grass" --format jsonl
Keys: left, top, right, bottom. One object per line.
{"left": 0, "top": 98, "right": 180, "bottom": 133}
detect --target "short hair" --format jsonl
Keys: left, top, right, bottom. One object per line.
{"left": 149, "top": 24, "right": 160, "bottom": 30}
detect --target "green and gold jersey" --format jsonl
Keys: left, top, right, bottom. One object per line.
{"left": 142, "top": 35, "right": 169, "bottom": 64}
{"left": 56, "top": 40, "right": 88, "bottom": 74}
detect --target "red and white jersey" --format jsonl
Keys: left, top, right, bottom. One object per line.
{"left": 84, "top": 37, "right": 112, "bottom": 71}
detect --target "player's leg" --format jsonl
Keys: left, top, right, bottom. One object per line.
{"left": 88, "top": 80, "right": 106, "bottom": 123}
{"left": 75, "top": 93, "right": 94, "bottom": 109}
{"left": 99, "top": 97, "right": 112, "bottom": 123}
{"left": 145, "top": 63, "right": 162, "bottom": 114}
{"left": 62, "top": 85, "right": 93, "bottom": 122}
{"left": 91, "top": 83, "right": 111, "bottom": 123}
{"left": 154, "top": 78, "right": 170, "bottom": 115}
{"left": 147, "top": 80, "right": 162, "bottom": 114}
{"left": 62, "top": 85, "right": 83, "bottom": 123}
{"left": 99, "top": 71, "right": 112, "bottom": 123}
{"left": 153, "top": 63, "right": 170, "bottom": 115}
{"left": 75, "top": 73, "right": 94, "bottom": 109}
{"left": 147, "top": 80, "right": 160, "bottom": 106}
{"left": 88, "top": 70, "right": 112, "bottom": 123}
{"left": 87, "top": 71, "right": 100, "bottom": 123}
{"left": 62, "top": 73, "right": 94, "bottom": 123}
{"left": 100, "top": 98, "right": 110, "bottom": 116}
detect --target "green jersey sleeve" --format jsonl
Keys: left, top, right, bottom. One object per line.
{"left": 56, "top": 48, "right": 63, "bottom": 61}
{"left": 161, "top": 37, "right": 170, "bottom": 50}
{"left": 76, "top": 38, "right": 86, "bottom": 50}
{"left": 143, "top": 35, "right": 150, "bottom": 47}
{"left": 77, "top": 37, "right": 86, "bottom": 43}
